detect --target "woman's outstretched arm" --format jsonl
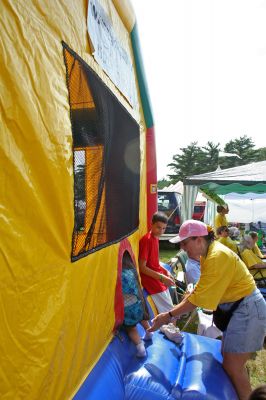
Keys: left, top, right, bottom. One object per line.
{"left": 148, "top": 297, "right": 196, "bottom": 332}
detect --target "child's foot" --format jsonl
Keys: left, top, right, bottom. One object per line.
{"left": 136, "top": 341, "right": 146, "bottom": 358}
{"left": 143, "top": 331, "right": 153, "bottom": 341}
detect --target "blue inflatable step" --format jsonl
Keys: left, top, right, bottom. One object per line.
{"left": 74, "top": 330, "right": 237, "bottom": 400}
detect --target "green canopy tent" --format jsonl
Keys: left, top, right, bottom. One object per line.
{"left": 181, "top": 160, "right": 266, "bottom": 223}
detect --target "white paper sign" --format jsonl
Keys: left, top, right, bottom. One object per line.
{"left": 87, "top": 0, "right": 137, "bottom": 107}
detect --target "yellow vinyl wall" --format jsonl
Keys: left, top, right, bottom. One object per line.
{"left": 0, "top": 0, "right": 148, "bottom": 398}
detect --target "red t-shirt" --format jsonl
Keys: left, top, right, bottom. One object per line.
{"left": 139, "top": 231, "right": 168, "bottom": 295}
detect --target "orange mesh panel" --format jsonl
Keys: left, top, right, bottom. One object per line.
{"left": 64, "top": 49, "right": 95, "bottom": 110}
{"left": 85, "top": 146, "right": 107, "bottom": 249}
{"left": 64, "top": 48, "right": 107, "bottom": 256}
{"left": 72, "top": 146, "right": 107, "bottom": 256}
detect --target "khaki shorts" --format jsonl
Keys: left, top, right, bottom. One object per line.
{"left": 221, "top": 288, "right": 266, "bottom": 353}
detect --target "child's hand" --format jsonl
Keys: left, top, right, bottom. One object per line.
{"left": 162, "top": 275, "right": 175, "bottom": 287}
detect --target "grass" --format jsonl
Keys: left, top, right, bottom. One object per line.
{"left": 247, "top": 347, "right": 266, "bottom": 387}
{"left": 159, "top": 242, "right": 266, "bottom": 389}
{"left": 159, "top": 241, "right": 177, "bottom": 263}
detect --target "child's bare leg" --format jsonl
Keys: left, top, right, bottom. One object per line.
{"left": 125, "top": 326, "right": 141, "bottom": 345}
{"left": 140, "top": 320, "right": 150, "bottom": 330}
{"left": 125, "top": 326, "right": 146, "bottom": 357}
{"left": 141, "top": 320, "right": 153, "bottom": 341}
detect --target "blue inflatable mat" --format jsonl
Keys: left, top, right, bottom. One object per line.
{"left": 74, "top": 329, "right": 237, "bottom": 400}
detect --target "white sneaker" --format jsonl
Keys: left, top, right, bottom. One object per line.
{"left": 159, "top": 322, "right": 177, "bottom": 333}
{"left": 143, "top": 331, "right": 153, "bottom": 341}
{"left": 160, "top": 323, "right": 183, "bottom": 344}
{"left": 136, "top": 341, "right": 146, "bottom": 358}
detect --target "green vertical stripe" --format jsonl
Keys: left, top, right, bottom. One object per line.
{"left": 131, "top": 23, "right": 154, "bottom": 129}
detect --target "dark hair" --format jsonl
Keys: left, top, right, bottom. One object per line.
{"left": 217, "top": 204, "right": 228, "bottom": 213}
{"left": 217, "top": 225, "right": 229, "bottom": 235}
{"left": 217, "top": 205, "right": 223, "bottom": 213}
{"left": 152, "top": 211, "right": 168, "bottom": 224}
{"left": 249, "top": 231, "right": 258, "bottom": 239}
{"left": 249, "top": 385, "right": 266, "bottom": 400}
{"left": 203, "top": 226, "right": 216, "bottom": 243}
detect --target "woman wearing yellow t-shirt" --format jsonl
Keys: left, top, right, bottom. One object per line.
{"left": 214, "top": 204, "right": 229, "bottom": 234}
{"left": 249, "top": 231, "right": 266, "bottom": 259}
{"left": 239, "top": 235, "right": 266, "bottom": 280}
{"left": 216, "top": 225, "right": 239, "bottom": 254}
{"left": 148, "top": 220, "right": 266, "bottom": 400}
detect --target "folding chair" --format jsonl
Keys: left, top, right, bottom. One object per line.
{"left": 169, "top": 254, "right": 197, "bottom": 332}
{"left": 176, "top": 250, "right": 189, "bottom": 287}
{"left": 160, "top": 261, "right": 183, "bottom": 305}
{"left": 259, "top": 287, "right": 266, "bottom": 300}
{"left": 165, "top": 253, "right": 188, "bottom": 302}
{"left": 250, "top": 268, "right": 266, "bottom": 288}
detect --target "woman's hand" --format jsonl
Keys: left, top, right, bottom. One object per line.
{"left": 147, "top": 312, "right": 170, "bottom": 332}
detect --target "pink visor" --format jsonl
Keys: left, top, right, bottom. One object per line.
{"left": 170, "top": 219, "right": 208, "bottom": 244}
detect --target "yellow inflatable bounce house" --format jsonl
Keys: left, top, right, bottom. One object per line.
{"left": 0, "top": 0, "right": 158, "bottom": 398}
{"left": 0, "top": 1, "right": 240, "bottom": 399}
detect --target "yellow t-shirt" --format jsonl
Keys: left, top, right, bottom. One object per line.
{"left": 217, "top": 237, "right": 238, "bottom": 254}
{"left": 240, "top": 248, "right": 266, "bottom": 278}
{"left": 240, "top": 248, "right": 261, "bottom": 269}
{"left": 253, "top": 243, "right": 263, "bottom": 258}
{"left": 188, "top": 241, "right": 255, "bottom": 310}
{"left": 214, "top": 213, "right": 228, "bottom": 231}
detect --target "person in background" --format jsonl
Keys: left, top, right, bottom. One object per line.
{"left": 216, "top": 225, "right": 239, "bottom": 254}
{"left": 239, "top": 235, "right": 266, "bottom": 279}
{"left": 249, "top": 384, "right": 266, "bottom": 400}
{"left": 215, "top": 204, "right": 229, "bottom": 234}
{"left": 249, "top": 231, "right": 266, "bottom": 259}
{"left": 139, "top": 212, "right": 175, "bottom": 313}
{"left": 184, "top": 256, "right": 201, "bottom": 285}
{"left": 256, "top": 224, "right": 264, "bottom": 249}
{"left": 228, "top": 226, "right": 241, "bottom": 241}
{"left": 148, "top": 220, "right": 266, "bottom": 400}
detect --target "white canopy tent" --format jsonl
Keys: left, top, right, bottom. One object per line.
{"left": 162, "top": 181, "right": 184, "bottom": 194}
{"left": 181, "top": 161, "right": 266, "bottom": 225}
{"left": 162, "top": 180, "right": 206, "bottom": 202}
{"left": 224, "top": 192, "right": 266, "bottom": 223}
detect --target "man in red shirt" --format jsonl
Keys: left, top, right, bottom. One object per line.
{"left": 139, "top": 212, "right": 175, "bottom": 313}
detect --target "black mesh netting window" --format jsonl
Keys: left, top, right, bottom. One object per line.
{"left": 62, "top": 42, "right": 140, "bottom": 261}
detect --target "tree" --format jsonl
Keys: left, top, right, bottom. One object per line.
{"left": 74, "top": 164, "right": 86, "bottom": 202}
{"left": 221, "top": 136, "right": 259, "bottom": 168}
{"left": 201, "top": 141, "right": 220, "bottom": 171}
{"left": 157, "top": 178, "right": 170, "bottom": 189}
{"left": 74, "top": 164, "right": 86, "bottom": 231}
{"left": 256, "top": 147, "right": 266, "bottom": 161}
{"left": 167, "top": 142, "right": 206, "bottom": 182}
{"left": 164, "top": 136, "right": 265, "bottom": 185}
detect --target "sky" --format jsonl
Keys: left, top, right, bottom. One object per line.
{"left": 131, "top": 0, "right": 266, "bottom": 179}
